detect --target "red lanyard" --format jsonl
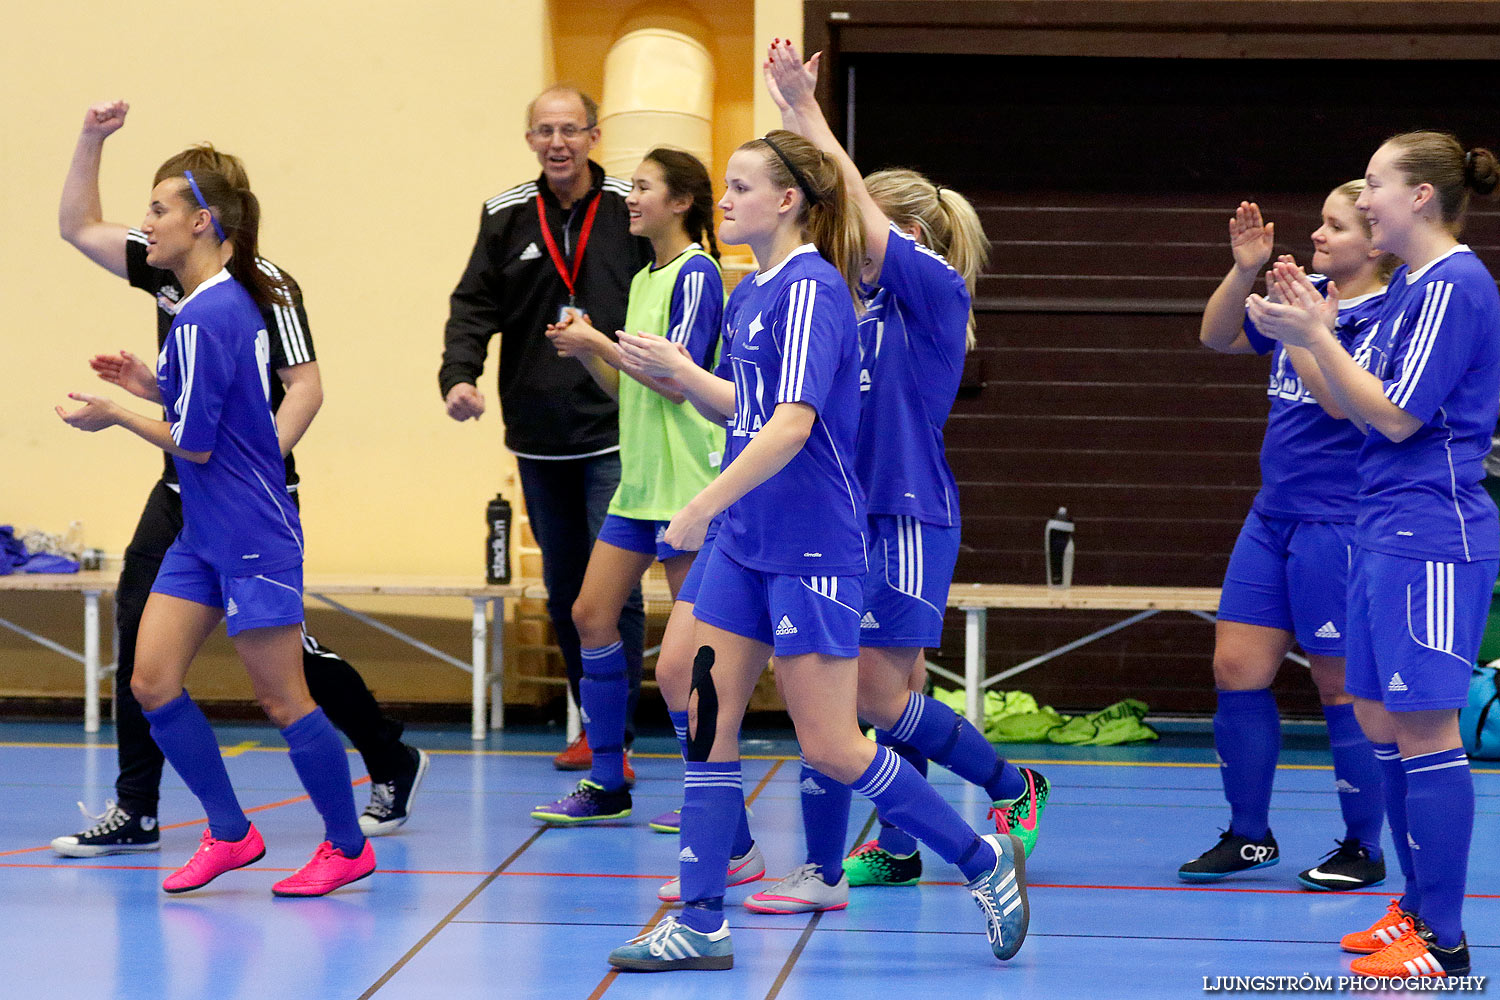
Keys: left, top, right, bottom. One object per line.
{"left": 535, "top": 191, "right": 601, "bottom": 304}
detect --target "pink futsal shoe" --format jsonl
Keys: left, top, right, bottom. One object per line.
{"left": 162, "top": 824, "right": 267, "bottom": 893}
{"left": 272, "top": 839, "right": 376, "bottom": 897}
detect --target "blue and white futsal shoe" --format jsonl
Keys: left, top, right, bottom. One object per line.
{"left": 607, "top": 915, "right": 734, "bottom": 971}
{"left": 965, "top": 832, "right": 1029, "bottom": 961}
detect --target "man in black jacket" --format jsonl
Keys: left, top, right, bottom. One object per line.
{"left": 439, "top": 86, "right": 650, "bottom": 770}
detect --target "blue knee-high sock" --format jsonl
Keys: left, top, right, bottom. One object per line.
{"left": 282, "top": 707, "right": 364, "bottom": 857}
{"left": 799, "top": 757, "right": 852, "bottom": 883}
{"left": 850, "top": 745, "right": 995, "bottom": 883}
{"left": 886, "top": 692, "right": 1023, "bottom": 802}
{"left": 1372, "top": 741, "right": 1418, "bottom": 913}
{"left": 1213, "top": 689, "right": 1280, "bottom": 840}
{"left": 580, "top": 641, "right": 628, "bottom": 790}
{"left": 672, "top": 710, "right": 752, "bottom": 856}
{"left": 145, "top": 690, "right": 249, "bottom": 842}
{"left": 1403, "top": 748, "right": 1473, "bottom": 948}
{"left": 1322, "top": 703, "right": 1384, "bottom": 856}
{"left": 874, "top": 730, "right": 924, "bottom": 857}
{"left": 679, "top": 762, "right": 740, "bottom": 933}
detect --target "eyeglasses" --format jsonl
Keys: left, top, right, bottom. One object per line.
{"left": 527, "top": 124, "right": 592, "bottom": 141}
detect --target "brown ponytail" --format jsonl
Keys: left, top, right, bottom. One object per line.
{"left": 740, "top": 130, "right": 865, "bottom": 304}
{"left": 166, "top": 169, "right": 287, "bottom": 309}
{"left": 1387, "top": 131, "right": 1500, "bottom": 236}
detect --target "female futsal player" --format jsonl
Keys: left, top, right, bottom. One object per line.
{"left": 1248, "top": 132, "right": 1500, "bottom": 978}
{"left": 1181, "top": 186, "right": 1392, "bottom": 891}
{"left": 605, "top": 129, "right": 1027, "bottom": 972}
{"left": 743, "top": 39, "right": 1048, "bottom": 914}
{"left": 56, "top": 168, "right": 373, "bottom": 897}
{"left": 528, "top": 148, "right": 732, "bottom": 827}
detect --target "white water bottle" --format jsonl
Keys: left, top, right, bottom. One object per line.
{"left": 1045, "top": 507, "right": 1074, "bottom": 588}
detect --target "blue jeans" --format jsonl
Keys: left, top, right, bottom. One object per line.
{"left": 516, "top": 452, "right": 645, "bottom": 744}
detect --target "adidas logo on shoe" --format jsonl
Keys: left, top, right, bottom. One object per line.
{"left": 860, "top": 612, "right": 879, "bottom": 629}
{"left": 1316, "top": 620, "right": 1342, "bottom": 639}
{"left": 1388, "top": 672, "right": 1408, "bottom": 693}
{"left": 680, "top": 846, "right": 699, "bottom": 863}
{"left": 799, "top": 777, "right": 825, "bottom": 796}
{"left": 519, "top": 242, "right": 542, "bottom": 261}
{"left": 775, "top": 616, "right": 798, "bottom": 636}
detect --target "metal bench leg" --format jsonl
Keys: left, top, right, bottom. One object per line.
{"left": 471, "top": 598, "right": 487, "bottom": 741}
{"left": 964, "top": 607, "right": 987, "bottom": 729}
{"left": 489, "top": 597, "right": 504, "bottom": 730}
{"left": 84, "top": 590, "right": 101, "bottom": 734}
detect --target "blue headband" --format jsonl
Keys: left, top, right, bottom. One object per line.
{"left": 182, "top": 170, "right": 229, "bottom": 243}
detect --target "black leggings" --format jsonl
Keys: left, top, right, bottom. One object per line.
{"left": 112, "top": 481, "right": 408, "bottom": 817}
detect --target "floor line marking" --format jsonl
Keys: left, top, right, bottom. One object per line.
{"left": 765, "top": 911, "right": 823, "bottom": 999}
{"left": 358, "top": 827, "right": 547, "bottom": 1000}
{"left": 220, "top": 741, "right": 261, "bottom": 758}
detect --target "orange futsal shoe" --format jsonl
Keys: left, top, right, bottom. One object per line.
{"left": 1341, "top": 898, "right": 1415, "bottom": 954}
{"left": 552, "top": 734, "right": 634, "bottom": 785}
{"left": 1349, "top": 923, "right": 1470, "bottom": 978}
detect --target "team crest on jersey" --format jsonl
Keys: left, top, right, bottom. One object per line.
{"left": 156, "top": 284, "right": 183, "bottom": 315}
{"left": 745, "top": 312, "right": 763, "bottom": 348}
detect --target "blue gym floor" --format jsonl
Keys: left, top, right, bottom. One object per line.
{"left": 4, "top": 719, "right": 1496, "bottom": 999}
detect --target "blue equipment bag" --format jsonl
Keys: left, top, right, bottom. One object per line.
{"left": 1460, "top": 663, "right": 1500, "bottom": 760}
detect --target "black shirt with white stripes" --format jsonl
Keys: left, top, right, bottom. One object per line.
{"left": 439, "top": 161, "right": 650, "bottom": 458}
{"left": 125, "top": 231, "right": 313, "bottom": 488}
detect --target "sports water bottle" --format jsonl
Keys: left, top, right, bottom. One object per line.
{"left": 1045, "top": 507, "right": 1074, "bottom": 588}
{"left": 485, "top": 494, "right": 512, "bottom": 585}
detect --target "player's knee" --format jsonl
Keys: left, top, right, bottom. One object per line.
{"left": 1211, "top": 649, "right": 1276, "bottom": 690}
{"left": 570, "top": 597, "right": 614, "bottom": 647}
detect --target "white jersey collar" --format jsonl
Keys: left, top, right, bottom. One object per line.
{"left": 1405, "top": 244, "right": 1471, "bottom": 284}
{"left": 755, "top": 243, "right": 818, "bottom": 285}
{"left": 175, "top": 268, "right": 234, "bottom": 312}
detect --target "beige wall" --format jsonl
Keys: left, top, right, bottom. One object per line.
{"left": 4, "top": 0, "right": 802, "bottom": 597}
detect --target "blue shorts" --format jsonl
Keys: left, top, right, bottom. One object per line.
{"left": 151, "top": 541, "right": 304, "bottom": 638}
{"left": 1216, "top": 511, "right": 1353, "bottom": 656}
{"left": 1345, "top": 546, "right": 1498, "bottom": 711}
{"left": 597, "top": 514, "right": 693, "bottom": 563}
{"left": 676, "top": 528, "right": 719, "bottom": 606}
{"left": 692, "top": 546, "right": 861, "bottom": 657}
{"left": 860, "top": 515, "right": 958, "bottom": 648}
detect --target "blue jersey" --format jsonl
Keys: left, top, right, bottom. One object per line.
{"left": 156, "top": 270, "right": 304, "bottom": 574}
{"left": 1353, "top": 246, "right": 1500, "bottom": 562}
{"left": 716, "top": 245, "right": 866, "bottom": 575}
{"left": 1243, "top": 277, "right": 1386, "bottom": 522}
{"left": 855, "top": 225, "right": 968, "bottom": 526}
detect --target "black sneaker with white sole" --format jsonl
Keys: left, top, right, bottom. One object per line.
{"left": 52, "top": 801, "right": 160, "bottom": 857}
{"left": 1297, "top": 837, "right": 1386, "bottom": 891}
{"left": 360, "top": 745, "right": 430, "bottom": 836}
{"left": 1178, "top": 829, "right": 1279, "bottom": 881}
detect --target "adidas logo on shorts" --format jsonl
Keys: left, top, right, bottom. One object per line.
{"left": 775, "top": 616, "right": 798, "bottom": 636}
{"left": 1388, "top": 672, "right": 1409, "bottom": 693}
{"left": 679, "top": 846, "right": 699, "bottom": 863}
{"left": 1315, "top": 621, "right": 1342, "bottom": 639}
{"left": 799, "top": 776, "right": 825, "bottom": 796}
{"left": 226, "top": 598, "right": 239, "bottom": 617}
{"left": 860, "top": 612, "right": 879, "bottom": 630}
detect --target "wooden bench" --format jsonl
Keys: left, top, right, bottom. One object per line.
{"left": 3, "top": 572, "right": 1244, "bottom": 737}
{"left": 0, "top": 571, "right": 524, "bottom": 741}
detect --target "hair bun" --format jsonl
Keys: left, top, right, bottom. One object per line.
{"left": 1465, "top": 147, "right": 1500, "bottom": 196}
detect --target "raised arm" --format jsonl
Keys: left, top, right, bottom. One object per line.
{"left": 764, "top": 39, "right": 892, "bottom": 275}
{"left": 1200, "top": 202, "right": 1275, "bottom": 354}
{"left": 59, "top": 101, "right": 133, "bottom": 279}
